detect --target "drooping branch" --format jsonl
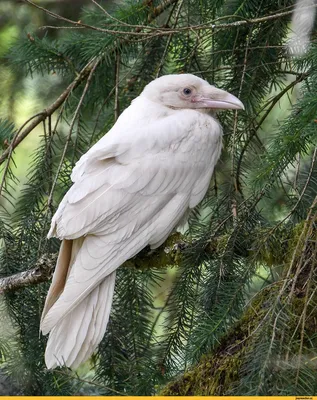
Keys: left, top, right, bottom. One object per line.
{"left": 0, "top": 0, "right": 179, "bottom": 168}
{"left": 47, "top": 59, "right": 100, "bottom": 209}
{"left": 235, "top": 71, "right": 311, "bottom": 193}
{"left": 0, "top": 60, "right": 95, "bottom": 167}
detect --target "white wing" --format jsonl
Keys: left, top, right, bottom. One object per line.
{"left": 41, "top": 98, "right": 222, "bottom": 367}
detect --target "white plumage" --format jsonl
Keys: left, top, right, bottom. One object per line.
{"left": 40, "top": 73, "right": 244, "bottom": 369}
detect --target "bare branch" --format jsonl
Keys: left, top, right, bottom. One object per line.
{"left": 0, "top": 253, "right": 58, "bottom": 294}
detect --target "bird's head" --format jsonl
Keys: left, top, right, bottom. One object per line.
{"left": 142, "top": 73, "right": 244, "bottom": 111}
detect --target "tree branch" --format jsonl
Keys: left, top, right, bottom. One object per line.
{"left": 235, "top": 71, "right": 311, "bottom": 192}
{"left": 25, "top": 0, "right": 179, "bottom": 35}
{"left": 0, "top": 253, "right": 58, "bottom": 294}
{"left": 0, "top": 0, "right": 179, "bottom": 167}
{"left": 1, "top": 0, "right": 309, "bottom": 168}
{"left": 0, "top": 235, "right": 186, "bottom": 294}
{"left": 25, "top": 0, "right": 317, "bottom": 38}
{"left": 0, "top": 60, "right": 95, "bottom": 167}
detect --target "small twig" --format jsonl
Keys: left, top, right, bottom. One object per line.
{"left": 90, "top": 0, "right": 131, "bottom": 28}
{"left": 0, "top": 113, "right": 46, "bottom": 196}
{"left": 147, "top": 288, "right": 175, "bottom": 349}
{"left": 114, "top": 50, "right": 120, "bottom": 122}
{"left": 255, "top": 72, "right": 309, "bottom": 131}
{"left": 231, "top": 29, "right": 251, "bottom": 217}
{"left": 36, "top": 117, "right": 54, "bottom": 256}
{"left": 293, "top": 153, "right": 301, "bottom": 193}
{"left": 40, "top": 25, "right": 86, "bottom": 31}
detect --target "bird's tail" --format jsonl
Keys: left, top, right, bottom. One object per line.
{"left": 41, "top": 239, "right": 116, "bottom": 369}
{"left": 44, "top": 272, "right": 116, "bottom": 369}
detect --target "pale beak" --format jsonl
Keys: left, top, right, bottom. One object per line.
{"left": 192, "top": 87, "right": 245, "bottom": 110}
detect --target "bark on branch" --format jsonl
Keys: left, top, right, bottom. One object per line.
{"left": 0, "top": 253, "right": 58, "bottom": 294}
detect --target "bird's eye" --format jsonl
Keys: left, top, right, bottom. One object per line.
{"left": 183, "top": 88, "right": 192, "bottom": 95}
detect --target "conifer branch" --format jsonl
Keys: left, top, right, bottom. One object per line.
{"left": 0, "top": 0, "right": 179, "bottom": 168}
{"left": 46, "top": 58, "right": 100, "bottom": 209}
{"left": 0, "top": 60, "right": 95, "bottom": 167}
{"left": 25, "top": 0, "right": 179, "bottom": 35}
{"left": 235, "top": 71, "right": 311, "bottom": 191}
{"left": 254, "top": 72, "right": 310, "bottom": 131}
{"left": 24, "top": 0, "right": 317, "bottom": 38}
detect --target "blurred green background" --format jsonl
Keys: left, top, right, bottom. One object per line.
{"left": 0, "top": 0, "right": 308, "bottom": 394}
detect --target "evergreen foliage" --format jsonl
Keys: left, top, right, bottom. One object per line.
{"left": 0, "top": 0, "right": 317, "bottom": 395}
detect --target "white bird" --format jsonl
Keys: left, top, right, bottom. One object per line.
{"left": 40, "top": 73, "right": 244, "bottom": 369}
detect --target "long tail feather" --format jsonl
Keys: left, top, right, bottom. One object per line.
{"left": 41, "top": 237, "right": 117, "bottom": 369}
{"left": 44, "top": 272, "right": 116, "bottom": 369}
{"left": 41, "top": 239, "right": 73, "bottom": 321}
